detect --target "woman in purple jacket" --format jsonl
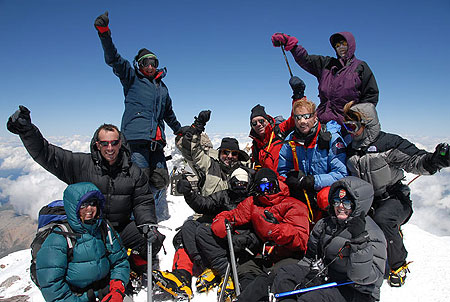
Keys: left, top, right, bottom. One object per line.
{"left": 271, "top": 31, "right": 378, "bottom": 125}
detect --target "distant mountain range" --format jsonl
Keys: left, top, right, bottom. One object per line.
{"left": 0, "top": 204, "right": 36, "bottom": 259}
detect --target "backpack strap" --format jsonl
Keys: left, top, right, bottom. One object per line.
{"left": 52, "top": 223, "right": 79, "bottom": 261}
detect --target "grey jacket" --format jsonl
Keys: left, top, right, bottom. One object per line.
{"left": 347, "top": 103, "right": 433, "bottom": 197}
{"left": 300, "top": 176, "right": 387, "bottom": 301}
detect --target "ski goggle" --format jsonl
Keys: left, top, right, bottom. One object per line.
{"left": 294, "top": 113, "right": 314, "bottom": 121}
{"left": 80, "top": 199, "right": 98, "bottom": 209}
{"left": 221, "top": 149, "right": 239, "bottom": 157}
{"left": 334, "top": 40, "right": 348, "bottom": 49}
{"left": 138, "top": 54, "right": 159, "bottom": 68}
{"left": 343, "top": 121, "right": 362, "bottom": 134}
{"left": 332, "top": 198, "right": 352, "bottom": 210}
{"left": 256, "top": 181, "right": 278, "bottom": 195}
{"left": 97, "top": 139, "right": 121, "bottom": 147}
{"left": 251, "top": 119, "right": 267, "bottom": 127}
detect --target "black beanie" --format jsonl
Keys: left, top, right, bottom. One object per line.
{"left": 254, "top": 168, "right": 278, "bottom": 185}
{"left": 250, "top": 104, "right": 269, "bottom": 121}
{"left": 135, "top": 48, "right": 158, "bottom": 64}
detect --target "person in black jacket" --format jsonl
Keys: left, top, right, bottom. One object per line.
{"left": 7, "top": 106, "right": 165, "bottom": 273}
{"left": 343, "top": 101, "right": 450, "bottom": 287}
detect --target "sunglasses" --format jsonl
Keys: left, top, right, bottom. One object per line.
{"left": 222, "top": 149, "right": 239, "bottom": 157}
{"left": 251, "top": 119, "right": 266, "bottom": 127}
{"left": 334, "top": 40, "right": 348, "bottom": 48}
{"left": 343, "top": 121, "right": 362, "bottom": 134}
{"left": 97, "top": 140, "right": 121, "bottom": 147}
{"left": 332, "top": 198, "right": 352, "bottom": 210}
{"left": 80, "top": 199, "right": 98, "bottom": 209}
{"left": 294, "top": 113, "right": 314, "bottom": 121}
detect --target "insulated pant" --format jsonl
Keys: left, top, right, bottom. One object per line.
{"left": 372, "top": 197, "right": 412, "bottom": 270}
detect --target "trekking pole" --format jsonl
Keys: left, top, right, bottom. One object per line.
{"left": 274, "top": 281, "right": 354, "bottom": 299}
{"left": 281, "top": 45, "right": 293, "bottom": 78}
{"left": 217, "top": 263, "right": 231, "bottom": 302}
{"left": 225, "top": 219, "right": 241, "bottom": 296}
{"left": 137, "top": 224, "right": 173, "bottom": 302}
{"left": 147, "top": 235, "right": 153, "bottom": 302}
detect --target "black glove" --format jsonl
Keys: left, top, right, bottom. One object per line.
{"left": 285, "top": 170, "right": 305, "bottom": 191}
{"left": 299, "top": 175, "right": 315, "bottom": 191}
{"left": 426, "top": 143, "right": 450, "bottom": 174}
{"left": 289, "top": 76, "right": 305, "bottom": 100}
{"left": 7, "top": 105, "right": 33, "bottom": 135}
{"left": 149, "top": 167, "right": 169, "bottom": 190}
{"left": 140, "top": 225, "right": 166, "bottom": 255}
{"left": 232, "top": 231, "right": 261, "bottom": 254}
{"left": 94, "top": 11, "right": 111, "bottom": 37}
{"left": 176, "top": 178, "right": 192, "bottom": 194}
{"left": 175, "top": 125, "right": 193, "bottom": 136}
{"left": 263, "top": 210, "right": 279, "bottom": 224}
{"left": 192, "top": 110, "right": 211, "bottom": 133}
{"left": 347, "top": 212, "right": 367, "bottom": 239}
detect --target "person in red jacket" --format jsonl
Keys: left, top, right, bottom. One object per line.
{"left": 249, "top": 77, "right": 306, "bottom": 173}
{"left": 203, "top": 168, "right": 310, "bottom": 299}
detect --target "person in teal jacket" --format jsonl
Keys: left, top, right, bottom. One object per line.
{"left": 35, "top": 182, "right": 130, "bottom": 302}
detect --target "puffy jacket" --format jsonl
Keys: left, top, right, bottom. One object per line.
{"left": 346, "top": 103, "right": 434, "bottom": 198}
{"left": 17, "top": 124, "right": 157, "bottom": 231}
{"left": 99, "top": 35, "right": 181, "bottom": 141}
{"left": 212, "top": 181, "right": 309, "bottom": 260}
{"left": 301, "top": 176, "right": 386, "bottom": 301}
{"left": 291, "top": 32, "right": 378, "bottom": 124}
{"left": 36, "top": 182, "right": 130, "bottom": 302}
{"left": 277, "top": 120, "right": 348, "bottom": 190}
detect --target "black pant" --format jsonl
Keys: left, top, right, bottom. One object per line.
{"left": 372, "top": 197, "right": 412, "bottom": 270}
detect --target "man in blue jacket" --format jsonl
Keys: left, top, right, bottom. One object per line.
{"left": 278, "top": 98, "right": 348, "bottom": 222}
{"left": 94, "top": 12, "right": 181, "bottom": 222}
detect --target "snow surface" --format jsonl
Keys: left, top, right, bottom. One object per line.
{"left": 1, "top": 134, "right": 450, "bottom": 301}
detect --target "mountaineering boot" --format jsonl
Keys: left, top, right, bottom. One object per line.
{"left": 217, "top": 276, "right": 235, "bottom": 302}
{"left": 388, "top": 262, "right": 411, "bottom": 287}
{"left": 153, "top": 269, "right": 193, "bottom": 300}
{"left": 195, "top": 268, "right": 221, "bottom": 292}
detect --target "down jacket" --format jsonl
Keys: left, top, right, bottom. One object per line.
{"left": 99, "top": 35, "right": 181, "bottom": 141}
{"left": 291, "top": 32, "right": 378, "bottom": 124}
{"left": 36, "top": 182, "right": 129, "bottom": 302}
{"left": 346, "top": 103, "right": 435, "bottom": 198}
{"left": 17, "top": 124, "right": 157, "bottom": 231}
{"left": 292, "top": 177, "right": 387, "bottom": 301}
{"left": 211, "top": 181, "right": 310, "bottom": 260}
{"left": 277, "top": 120, "right": 348, "bottom": 190}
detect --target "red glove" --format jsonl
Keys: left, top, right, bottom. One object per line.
{"left": 271, "top": 33, "right": 298, "bottom": 51}
{"left": 211, "top": 217, "right": 227, "bottom": 239}
{"left": 101, "top": 279, "right": 125, "bottom": 302}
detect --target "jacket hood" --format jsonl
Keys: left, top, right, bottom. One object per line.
{"left": 330, "top": 31, "right": 356, "bottom": 60}
{"left": 328, "top": 176, "right": 374, "bottom": 219}
{"left": 90, "top": 128, "right": 132, "bottom": 168}
{"left": 63, "top": 182, "right": 105, "bottom": 233}
{"left": 349, "top": 103, "right": 381, "bottom": 149}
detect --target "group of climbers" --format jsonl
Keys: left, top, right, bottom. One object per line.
{"left": 6, "top": 10, "right": 450, "bottom": 302}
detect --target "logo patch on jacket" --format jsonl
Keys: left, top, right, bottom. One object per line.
{"left": 367, "top": 145, "right": 377, "bottom": 152}
{"left": 339, "top": 189, "right": 346, "bottom": 199}
{"left": 332, "top": 137, "right": 346, "bottom": 155}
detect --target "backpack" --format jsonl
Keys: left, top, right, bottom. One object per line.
{"left": 30, "top": 200, "right": 115, "bottom": 288}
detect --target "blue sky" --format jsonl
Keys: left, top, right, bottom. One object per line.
{"left": 1, "top": 0, "right": 449, "bottom": 138}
